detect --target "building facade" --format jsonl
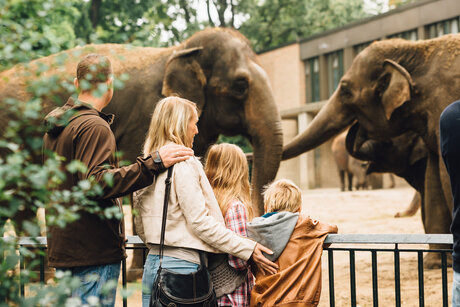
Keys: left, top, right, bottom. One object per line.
{"left": 257, "top": 0, "right": 460, "bottom": 190}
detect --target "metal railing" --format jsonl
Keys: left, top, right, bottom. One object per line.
{"left": 17, "top": 234, "right": 453, "bottom": 307}
{"left": 323, "top": 234, "right": 453, "bottom": 307}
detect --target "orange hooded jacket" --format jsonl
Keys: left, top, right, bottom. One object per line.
{"left": 250, "top": 214, "right": 338, "bottom": 306}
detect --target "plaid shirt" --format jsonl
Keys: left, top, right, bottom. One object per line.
{"left": 217, "top": 199, "right": 254, "bottom": 307}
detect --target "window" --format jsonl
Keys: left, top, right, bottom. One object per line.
{"left": 388, "top": 29, "right": 418, "bottom": 41}
{"left": 353, "top": 41, "right": 373, "bottom": 57}
{"left": 327, "top": 50, "right": 343, "bottom": 97}
{"left": 426, "top": 16, "right": 460, "bottom": 38}
{"left": 308, "top": 57, "right": 320, "bottom": 103}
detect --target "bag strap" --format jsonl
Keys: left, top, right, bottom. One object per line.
{"left": 158, "top": 166, "right": 174, "bottom": 268}
{"left": 157, "top": 165, "right": 207, "bottom": 269}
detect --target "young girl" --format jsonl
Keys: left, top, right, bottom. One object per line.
{"left": 205, "top": 143, "right": 255, "bottom": 307}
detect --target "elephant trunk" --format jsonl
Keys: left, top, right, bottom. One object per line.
{"left": 282, "top": 92, "right": 354, "bottom": 160}
{"left": 246, "top": 63, "right": 283, "bottom": 216}
{"left": 346, "top": 123, "right": 379, "bottom": 161}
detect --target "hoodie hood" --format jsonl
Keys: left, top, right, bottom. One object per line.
{"left": 247, "top": 211, "right": 299, "bottom": 261}
{"left": 44, "top": 97, "right": 114, "bottom": 137}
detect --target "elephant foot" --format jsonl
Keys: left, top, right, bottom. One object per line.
{"left": 423, "top": 252, "right": 452, "bottom": 270}
{"left": 127, "top": 268, "right": 144, "bottom": 282}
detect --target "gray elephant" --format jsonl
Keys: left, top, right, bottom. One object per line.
{"left": 0, "top": 27, "right": 282, "bottom": 214}
{"left": 283, "top": 35, "right": 460, "bottom": 267}
{"left": 0, "top": 28, "right": 283, "bottom": 278}
{"left": 331, "top": 130, "right": 368, "bottom": 191}
{"left": 346, "top": 124, "right": 426, "bottom": 218}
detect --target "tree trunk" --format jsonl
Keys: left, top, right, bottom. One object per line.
{"left": 90, "top": 0, "right": 102, "bottom": 29}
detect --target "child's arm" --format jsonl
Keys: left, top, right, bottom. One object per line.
{"left": 322, "top": 223, "right": 338, "bottom": 249}
{"left": 225, "top": 201, "right": 251, "bottom": 270}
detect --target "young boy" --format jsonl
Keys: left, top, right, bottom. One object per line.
{"left": 247, "top": 179, "right": 338, "bottom": 307}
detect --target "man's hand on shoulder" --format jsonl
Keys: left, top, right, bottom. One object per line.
{"left": 158, "top": 143, "right": 194, "bottom": 168}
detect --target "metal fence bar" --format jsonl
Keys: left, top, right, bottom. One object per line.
{"left": 349, "top": 250, "right": 356, "bottom": 306}
{"left": 19, "top": 249, "right": 25, "bottom": 297}
{"left": 40, "top": 248, "right": 45, "bottom": 284}
{"left": 394, "top": 247, "right": 401, "bottom": 307}
{"left": 442, "top": 252, "right": 448, "bottom": 307}
{"left": 328, "top": 249, "right": 335, "bottom": 307}
{"left": 122, "top": 258, "right": 127, "bottom": 307}
{"left": 372, "top": 251, "right": 378, "bottom": 307}
{"left": 417, "top": 251, "right": 424, "bottom": 307}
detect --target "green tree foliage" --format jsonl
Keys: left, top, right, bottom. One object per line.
{"left": 237, "top": 0, "right": 369, "bottom": 51}
{"left": 0, "top": 0, "right": 82, "bottom": 69}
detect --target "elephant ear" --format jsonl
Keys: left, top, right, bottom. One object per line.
{"left": 379, "top": 59, "right": 415, "bottom": 120}
{"left": 162, "top": 47, "right": 206, "bottom": 115}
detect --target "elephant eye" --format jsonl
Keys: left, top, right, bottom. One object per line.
{"left": 340, "top": 85, "right": 353, "bottom": 99}
{"left": 231, "top": 78, "right": 249, "bottom": 98}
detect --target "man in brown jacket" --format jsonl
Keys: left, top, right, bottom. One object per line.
{"left": 43, "top": 54, "right": 193, "bottom": 306}
{"left": 248, "top": 179, "right": 338, "bottom": 307}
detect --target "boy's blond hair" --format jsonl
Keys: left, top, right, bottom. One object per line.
{"left": 263, "top": 179, "right": 302, "bottom": 213}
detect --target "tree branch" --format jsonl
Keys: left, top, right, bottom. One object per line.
{"left": 207, "top": 0, "right": 216, "bottom": 26}
{"left": 216, "top": 0, "right": 227, "bottom": 27}
{"left": 179, "top": 0, "right": 191, "bottom": 24}
{"left": 230, "top": 0, "right": 235, "bottom": 28}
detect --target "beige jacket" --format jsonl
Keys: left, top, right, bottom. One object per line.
{"left": 133, "top": 156, "right": 256, "bottom": 261}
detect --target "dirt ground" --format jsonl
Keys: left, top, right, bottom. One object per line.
{"left": 116, "top": 186, "right": 452, "bottom": 307}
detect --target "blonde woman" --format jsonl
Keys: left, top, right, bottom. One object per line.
{"left": 134, "top": 97, "right": 277, "bottom": 307}
{"left": 205, "top": 143, "right": 255, "bottom": 307}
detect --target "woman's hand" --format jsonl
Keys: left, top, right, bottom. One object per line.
{"left": 158, "top": 143, "right": 194, "bottom": 168}
{"left": 250, "top": 243, "right": 278, "bottom": 275}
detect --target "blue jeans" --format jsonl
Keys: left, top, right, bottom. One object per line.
{"left": 142, "top": 254, "right": 199, "bottom": 307}
{"left": 59, "top": 262, "right": 121, "bottom": 307}
{"left": 454, "top": 270, "right": 460, "bottom": 307}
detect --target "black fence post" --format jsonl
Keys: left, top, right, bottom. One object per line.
{"left": 394, "top": 245, "right": 401, "bottom": 307}
{"left": 328, "top": 249, "right": 335, "bottom": 307}
{"left": 417, "top": 251, "right": 424, "bottom": 307}
{"left": 349, "top": 250, "right": 356, "bottom": 306}
{"left": 372, "top": 251, "right": 378, "bottom": 307}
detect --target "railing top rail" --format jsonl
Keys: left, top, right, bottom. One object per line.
{"left": 324, "top": 234, "right": 453, "bottom": 245}
{"left": 12, "top": 234, "right": 453, "bottom": 247}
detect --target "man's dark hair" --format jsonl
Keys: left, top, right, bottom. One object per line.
{"left": 76, "top": 54, "right": 112, "bottom": 91}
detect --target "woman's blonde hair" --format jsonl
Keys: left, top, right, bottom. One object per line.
{"left": 205, "top": 143, "right": 254, "bottom": 220}
{"left": 143, "top": 96, "right": 197, "bottom": 155}
{"left": 263, "top": 179, "right": 302, "bottom": 213}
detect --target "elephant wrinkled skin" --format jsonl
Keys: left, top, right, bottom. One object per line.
{"left": 283, "top": 35, "right": 460, "bottom": 267}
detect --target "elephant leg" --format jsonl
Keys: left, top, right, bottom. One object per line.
{"left": 423, "top": 154, "right": 452, "bottom": 269}
{"left": 339, "top": 170, "right": 345, "bottom": 191}
{"left": 389, "top": 173, "right": 396, "bottom": 188}
{"left": 347, "top": 173, "right": 353, "bottom": 191}
{"left": 394, "top": 191, "right": 421, "bottom": 218}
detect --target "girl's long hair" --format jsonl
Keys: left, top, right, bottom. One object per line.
{"left": 143, "top": 96, "right": 197, "bottom": 156}
{"left": 205, "top": 143, "right": 254, "bottom": 220}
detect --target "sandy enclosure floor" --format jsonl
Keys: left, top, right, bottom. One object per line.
{"left": 116, "top": 187, "right": 452, "bottom": 307}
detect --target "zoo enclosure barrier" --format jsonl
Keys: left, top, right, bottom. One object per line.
{"left": 17, "top": 234, "right": 453, "bottom": 307}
